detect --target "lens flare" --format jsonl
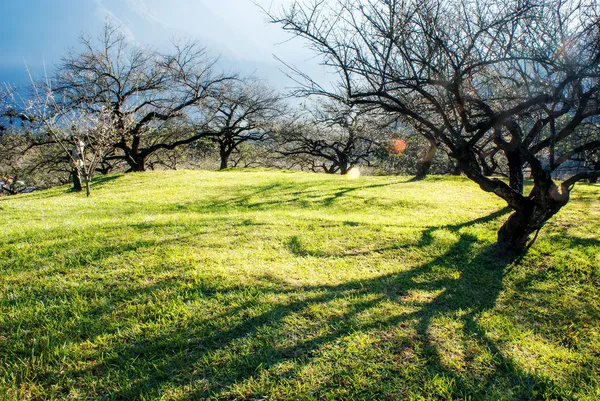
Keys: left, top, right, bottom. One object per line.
{"left": 346, "top": 167, "right": 361, "bottom": 179}
{"left": 389, "top": 139, "right": 407, "bottom": 155}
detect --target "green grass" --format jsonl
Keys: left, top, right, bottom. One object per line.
{"left": 0, "top": 169, "right": 599, "bottom": 400}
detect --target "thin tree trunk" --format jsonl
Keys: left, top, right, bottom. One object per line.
{"left": 478, "top": 150, "right": 495, "bottom": 176}
{"left": 591, "top": 161, "right": 600, "bottom": 183}
{"left": 84, "top": 176, "right": 91, "bottom": 197}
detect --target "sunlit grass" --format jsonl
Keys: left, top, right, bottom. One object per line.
{"left": 0, "top": 169, "right": 598, "bottom": 400}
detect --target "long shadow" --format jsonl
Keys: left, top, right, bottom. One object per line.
{"left": 321, "top": 180, "right": 410, "bottom": 207}
{"left": 285, "top": 207, "right": 512, "bottom": 259}
{"left": 75, "top": 208, "right": 551, "bottom": 400}
{"left": 0, "top": 222, "right": 207, "bottom": 275}
{"left": 90, "top": 174, "right": 123, "bottom": 189}
{"left": 167, "top": 179, "right": 410, "bottom": 214}
{"left": 3, "top": 208, "right": 589, "bottom": 399}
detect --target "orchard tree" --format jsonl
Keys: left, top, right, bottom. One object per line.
{"left": 0, "top": 86, "right": 69, "bottom": 193}
{"left": 277, "top": 99, "right": 391, "bottom": 174}
{"left": 55, "top": 24, "right": 236, "bottom": 172}
{"left": 271, "top": 0, "right": 600, "bottom": 252}
{"left": 198, "top": 78, "right": 284, "bottom": 170}
{"left": 17, "top": 81, "right": 123, "bottom": 196}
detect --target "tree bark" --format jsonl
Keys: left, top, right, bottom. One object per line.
{"left": 413, "top": 136, "right": 437, "bottom": 180}
{"left": 507, "top": 151, "right": 524, "bottom": 194}
{"left": 325, "top": 164, "right": 338, "bottom": 174}
{"left": 72, "top": 168, "right": 82, "bottom": 191}
{"left": 495, "top": 164, "right": 572, "bottom": 252}
{"left": 452, "top": 163, "right": 462, "bottom": 176}
{"left": 339, "top": 161, "right": 349, "bottom": 175}
{"left": 480, "top": 161, "right": 492, "bottom": 176}
{"left": 117, "top": 139, "right": 147, "bottom": 172}
{"left": 453, "top": 148, "right": 565, "bottom": 253}
{"left": 219, "top": 146, "right": 232, "bottom": 170}
{"left": 84, "top": 176, "right": 91, "bottom": 197}
{"left": 497, "top": 195, "right": 563, "bottom": 252}
{"left": 129, "top": 157, "right": 146, "bottom": 172}
{"left": 591, "top": 161, "right": 600, "bottom": 183}
{"left": 219, "top": 156, "right": 228, "bottom": 170}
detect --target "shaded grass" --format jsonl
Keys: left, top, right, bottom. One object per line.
{"left": 0, "top": 170, "right": 599, "bottom": 400}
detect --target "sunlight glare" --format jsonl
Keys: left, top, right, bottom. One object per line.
{"left": 347, "top": 167, "right": 361, "bottom": 179}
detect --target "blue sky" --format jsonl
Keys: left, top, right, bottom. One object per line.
{"left": 0, "top": 0, "right": 324, "bottom": 89}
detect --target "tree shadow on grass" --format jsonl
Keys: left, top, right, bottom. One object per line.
{"left": 321, "top": 180, "right": 410, "bottom": 207}
{"left": 171, "top": 179, "right": 410, "bottom": 214}
{"left": 286, "top": 207, "right": 512, "bottom": 258}
{"left": 90, "top": 174, "right": 123, "bottom": 190}
{"left": 3, "top": 208, "right": 591, "bottom": 400}
{"left": 71, "top": 208, "right": 570, "bottom": 400}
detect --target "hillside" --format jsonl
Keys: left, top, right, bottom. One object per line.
{"left": 1, "top": 170, "right": 599, "bottom": 400}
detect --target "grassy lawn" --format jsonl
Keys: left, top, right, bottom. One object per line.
{"left": 0, "top": 170, "right": 599, "bottom": 400}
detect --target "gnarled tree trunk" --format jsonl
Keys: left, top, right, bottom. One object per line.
{"left": 457, "top": 149, "right": 569, "bottom": 253}
{"left": 118, "top": 137, "right": 147, "bottom": 172}
{"left": 497, "top": 196, "right": 563, "bottom": 251}
{"left": 338, "top": 160, "right": 349, "bottom": 175}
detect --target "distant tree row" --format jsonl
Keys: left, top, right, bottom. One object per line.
{"left": 0, "top": 23, "right": 464, "bottom": 195}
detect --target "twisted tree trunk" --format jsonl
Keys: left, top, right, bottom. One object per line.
{"left": 456, "top": 148, "right": 571, "bottom": 253}
{"left": 129, "top": 156, "right": 146, "bottom": 172}
{"left": 497, "top": 196, "right": 563, "bottom": 251}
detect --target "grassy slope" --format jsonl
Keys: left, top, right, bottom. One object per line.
{"left": 0, "top": 170, "right": 598, "bottom": 401}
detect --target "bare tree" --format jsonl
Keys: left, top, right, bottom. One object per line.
{"left": 197, "top": 78, "right": 284, "bottom": 170}
{"left": 270, "top": 0, "right": 600, "bottom": 252}
{"left": 0, "top": 87, "right": 10, "bottom": 133}
{"left": 55, "top": 23, "right": 236, "bottom": 172}
{"left": 19, "top": 81, "right": 124, "bottom": 196}
{"left": 0, "top": 86, "right": 65, "bottom": 194}
{"left": 0, "top": 131, "right": 29, "bottom": 195}
{"left": 277, "top": 99, "right": 391, "bottom": 174}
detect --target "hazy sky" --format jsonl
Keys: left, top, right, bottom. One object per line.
{"left": 0, "top": 0, "right": 326, "bottom": 89}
